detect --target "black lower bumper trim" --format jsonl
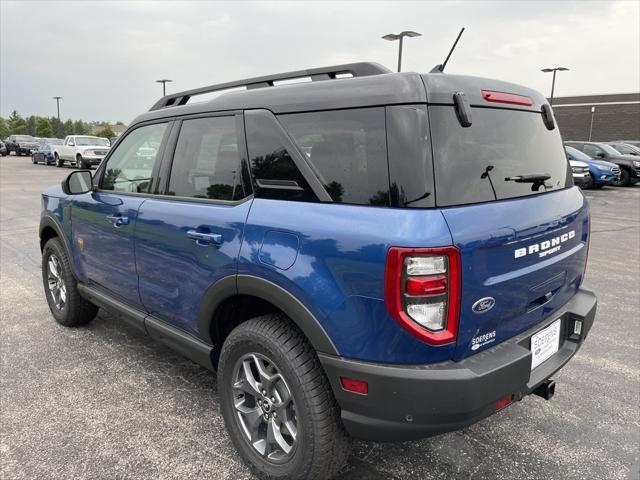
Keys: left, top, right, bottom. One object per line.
{"left": 319, "top": 288, "right": 597, "bottom": 442}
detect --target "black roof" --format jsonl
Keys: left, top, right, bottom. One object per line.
{"left": 132, "top": 62, "right": 548, "bottom": 127}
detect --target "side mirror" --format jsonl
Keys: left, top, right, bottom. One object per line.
{"left": 596, "top": 152, "right": 606, "bottom": 158}
{"left": 68, "top": 141, "right": 75, "bottom": 146}
{"left": 62, "top": 170, "right": 93, "bottom": 195}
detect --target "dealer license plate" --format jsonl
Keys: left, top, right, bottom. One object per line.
{"left": 531, "top": 319, "right": 561, "bottom": 370}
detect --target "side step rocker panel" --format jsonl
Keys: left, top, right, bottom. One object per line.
{"left": 77, "top": 284, "right": 215, "bottom": 371}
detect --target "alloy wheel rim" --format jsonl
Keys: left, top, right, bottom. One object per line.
{"left": 231, "top": 353, "right": 298, "bottom": 464}
{"left": 47, "top": 254, "right": 66, "bottom": 310}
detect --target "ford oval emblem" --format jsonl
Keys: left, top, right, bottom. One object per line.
{"left": 472, "top": 297, "right": 495, "bottom": 314}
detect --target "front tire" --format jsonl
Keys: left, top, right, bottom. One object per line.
{"left": 218, "top": 315, "right": 350, "bottom": 480}
{"left": 55, "top": 153, "right": 63, "bottom": 168}
{"left": 612, "top": 168, "right": 631, "bottom": 187}
{"left": 42, "top": 237, "right": 98, "bottom": 326}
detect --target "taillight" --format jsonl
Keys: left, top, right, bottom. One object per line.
{"left": 384, "top": 246, "right": 461, "bottom": 346}
{"left": 481, "top": 90, "right": 533, "bottom": 106}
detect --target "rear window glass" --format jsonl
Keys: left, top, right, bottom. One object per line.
{"left": 429, "top": 106, "right": 570, "bottom": 206}
{"left": 279, "top": 108, "right": 390, "bottom": 206}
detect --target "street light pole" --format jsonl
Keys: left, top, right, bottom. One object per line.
{"left": 588, "top": 106, "right": 596, "bottom": 141}
{"left": 541, "top": 67, "right": 569, "bottom": 105}
{"left": 382, "top": 31, "right": 421, "bottom": 72}
{"left": 155, "top": 79, "right": 173, "bottom": 96}
{"left": 53, "top": 96, "right": 62, "bottom": 121}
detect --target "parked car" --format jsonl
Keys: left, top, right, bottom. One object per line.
{"left": 4, "top": 134, "right": 40, "bottom": 156}
{"left": 565, "top": 146, "right": 620, "bottom": 188}
{"left": 611, "top": 140, "right": 640, "bottom": 148}
{"left": 52, "top": 135, "right": 111, "bottom": 169}
{"left": 568, "top": 159, "right": 591, "bottom": 188}
{"left": 32, "top": 143, "right": 56, "bottom": 165}
{"left": 607, "top": 142, "right": 640, "bottom": 156}
{"left": 0, "top": 141, "right": 7, "bottom": 156}
{"left": 39, "top": 63, "right": 596, "bottom": 480}
{"left": 565, "top": 141, "right": 640, "bottom": 187}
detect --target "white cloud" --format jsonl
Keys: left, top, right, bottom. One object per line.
{"left": 1, "top": 0, "right": 638, "bottom": 123}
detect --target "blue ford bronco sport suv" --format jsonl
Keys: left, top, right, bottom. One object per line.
{"left": 40, "top": 63, "right": 597, "bottom": 480}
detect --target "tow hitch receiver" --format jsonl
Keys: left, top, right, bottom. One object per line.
{"left": 533, "top": 379, "right": 556, "bottom": 400}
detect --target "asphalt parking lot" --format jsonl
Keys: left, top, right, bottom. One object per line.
{"left": 1, "top": 155, "right": 639, "bottom": 480}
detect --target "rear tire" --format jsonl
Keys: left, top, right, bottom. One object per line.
{"left": 218, "top": 315, "right": 350, "bottom": 480}
{"left": 42, "top": 237, "right": 98, "bottom": 327}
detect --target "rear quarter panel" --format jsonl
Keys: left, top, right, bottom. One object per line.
{"left": 239, "top": 199, "right": 455, "bottom": 364}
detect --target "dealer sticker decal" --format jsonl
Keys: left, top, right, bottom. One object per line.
{"left": 471, "top": 330, "right": 497, "bottom": 350}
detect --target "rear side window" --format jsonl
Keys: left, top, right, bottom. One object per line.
{"left": 168, "top": 116, "right": 247, "bottom": 201}
{"left": 279, "top": 108, "right": 389, "bottom": 205}
{"left": 245, "top": 112, "right": 317, "bottom": 202}
{"left": 429, "top": 106, "right": 570, "bottom": 206}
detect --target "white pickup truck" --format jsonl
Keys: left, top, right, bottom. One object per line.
{"left": 52, "top": 135, "right": 111, "bottom": 169}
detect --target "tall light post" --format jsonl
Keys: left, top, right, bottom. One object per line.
{"left": 53, "top": 96, "right": 62, "bottom": 121}
{"left": 155, "top": 79, "right": 172, "bottom": 96}
{"left": 382, "top": 31, "right": 421, "bottom": 72}
{"left": 541, "top": 67, "right": 569, "bottom": 105}
{"left": 588, "top": 106, "right": 596, "bottom": 141}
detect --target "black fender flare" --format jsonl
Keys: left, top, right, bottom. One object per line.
{"left": 197, "top": 274, "right": 339, "bottom": 356}
{"left": 39, "top": 215, "right": 77, "bottom": 276}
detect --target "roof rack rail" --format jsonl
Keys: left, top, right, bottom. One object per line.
{"left": 149, "top": 62, "right": 391, "bottom": 111}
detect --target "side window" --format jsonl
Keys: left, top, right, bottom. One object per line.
{"left": 101, "top": 123, "right": 167, "bottom": 193}
{"left": 245, "top": 113, "right": 317, "bottom": 202}
{"left": 583, "top": 144, "right": 602, "bottom": 158}
{"left": 278, "top": 108, "right": 389, "bottom": 206}
{"left": 167, "top": 116, "right": 247, "bottom": 201}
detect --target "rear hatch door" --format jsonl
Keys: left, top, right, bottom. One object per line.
{"left": 424, "top": 82, "right": 589, "bottom": 361}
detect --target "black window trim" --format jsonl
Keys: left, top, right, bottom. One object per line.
{"left": 155, "top": 111, "right": 254, "bottom": 206}
{"left": 93, "top": 119, "right": 174, "bottom": 198}
{"left": 244, "top": 109, "right": 333, "bottom": 203}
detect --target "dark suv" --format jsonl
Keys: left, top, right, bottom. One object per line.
{"left": 39, "top": 63, "right": 597, "bottom": 480}
{"left": 5, "top": 134, "right": 40, "bottom": 156}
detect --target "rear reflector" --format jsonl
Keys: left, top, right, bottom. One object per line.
{"left": 482, "top": 90, "right": 533, "bottom": 106}
{"left": 495, "top": 394, "right": 514, "bottom": 411}
{"left": 340, "top": 377, "right": 368, "bottom": 395}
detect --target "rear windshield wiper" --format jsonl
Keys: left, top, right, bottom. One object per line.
{"left": 504, "top": 173, "right": 551, "bottom": 191}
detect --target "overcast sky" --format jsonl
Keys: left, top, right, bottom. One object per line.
{"left": 1, "top": 0, "right": 638, "bottom": 124}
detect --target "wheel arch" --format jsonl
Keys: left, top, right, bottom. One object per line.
{"left": 199, "top": 275, "right": 339, "bottom": 366}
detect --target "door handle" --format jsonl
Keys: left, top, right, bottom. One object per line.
{"left": 187, "top": 230, "right": 222, "bottom": 246}
{"left": 106, "top": 214, "right": 129, "bottom": 227}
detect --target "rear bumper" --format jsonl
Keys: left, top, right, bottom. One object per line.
{"left": 319, "top": 287, "right": 597, "bottom": 442}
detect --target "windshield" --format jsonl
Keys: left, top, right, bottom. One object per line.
{"left": 15, "top": 135, "right": 35, "bottom": 142}
{"left": 566, "top": 146, "right": 592, "bottom": 162}
{"left": 75, "top": 136, "right": 110, "bottom": 146}
{"left": 47, "top": 138, "right": 64, "bottom": 145}
{"left": 430, "top": 106, "right": 570, "bottom": 206}
{"left": 597, "top": 143, "right": 622, "bottom": 155}
{"left": 610, "top": 144, "right": 637, "bottom": 155}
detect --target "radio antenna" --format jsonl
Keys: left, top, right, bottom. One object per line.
{"left": 430, "top": 27, "right": 465, "bottom": 73}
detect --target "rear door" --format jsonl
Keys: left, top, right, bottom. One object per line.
{"left": 427, "top": 104, "right": 589, "bottom": 361}
{"left": 135, "top": 113, "right": 252, "bottom": 336}
{"left": 70, "top": 122, "right": 169, "bottom": 306}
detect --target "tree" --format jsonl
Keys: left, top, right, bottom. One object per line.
{"left": 0, "top": 118, "right": 9, "bottom": 139}
{"left": 73, "top": 119, "right": 90, "bottom": 135}
{"left": 50, "top": 117, "right": 65, "bottom": 138}
{"left": 36, "top": 117, "right": 54, "bottom": 138}
{"left": 26, "top": 116, "right": 37, "bottom": 136}
{"left": 63, "top": 119, "right": 74, "bottom": 136}
{"left": 94, "top": 125, "right": 115, "bottom": 138}
{"left": 7, "top": 110, "right": 27, "bottom": 134}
